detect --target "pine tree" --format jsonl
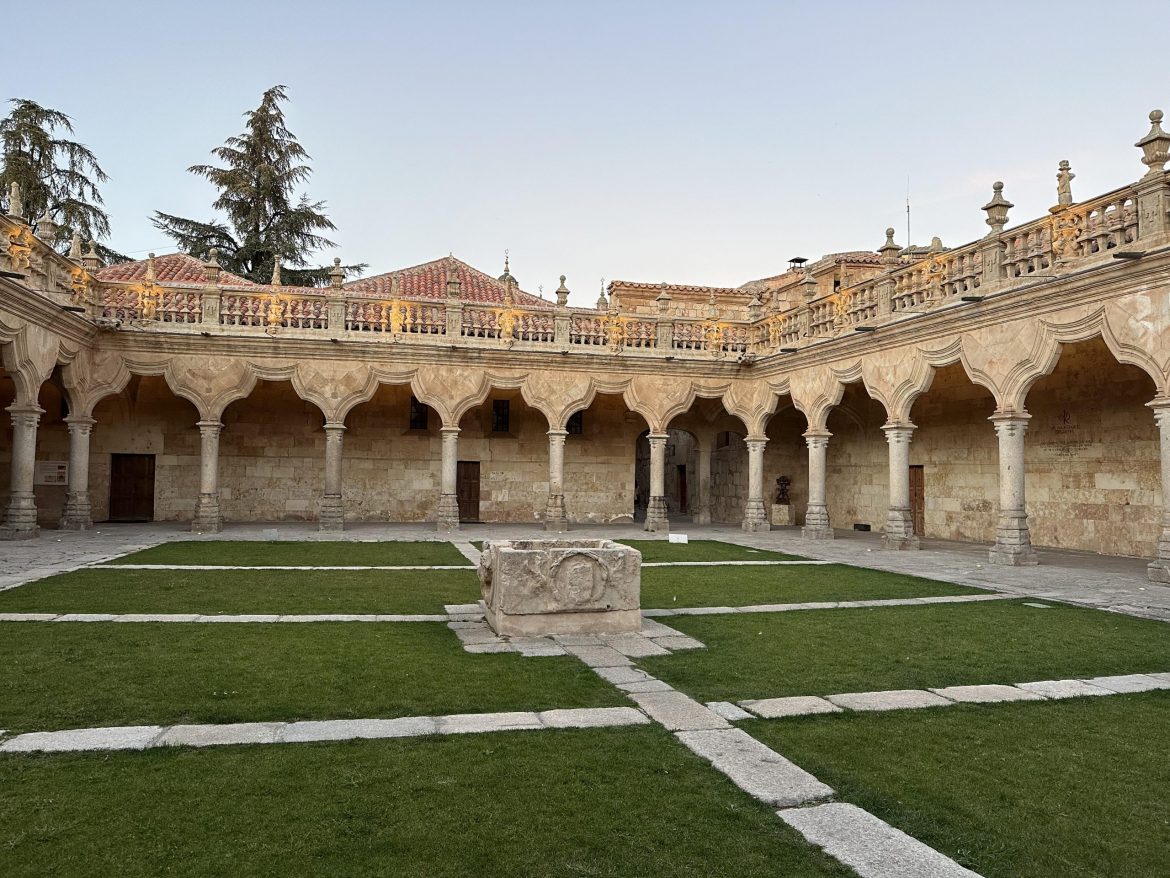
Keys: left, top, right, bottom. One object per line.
{"left": 0, "top": 98, "right": 125, "bottom": 261}
{"left": 154, "top": 85, "right": 363, "bottom": 286}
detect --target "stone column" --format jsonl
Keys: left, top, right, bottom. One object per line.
{"left": 882, "top": 423, "right": 918, "bottom": 550}
{"left": 988, "top": 412, "right": 1037, "bottom": 565}
{"left": 545, "top": 428, "right": 569, "bottom": 532}
{"left": 437, "top": 425, "right": 460, "bottom": 532}
{"left": 59, "top": 414, "right": 96, "bottom": 530}
{"left": 742, "top": 437, "right": 770, "bottom": 532}
{"left": 1147, "top": 400, "right": 1170, "bottom": 582}
{"left": 1, "top": 404, "right": 43, "bottom": 539}
{"left": 644, "top": 432, "right": 669, "bottom": 532}
{"left": 192, "top": 420, "right": 223, "bottom": 533}
{"left": 318, "top": 422, "right": 346, "bottom": 533}
{"left": 693, "top": 441, "right": 712, "bottom": 525}
{"left": 801, "top": 430, "right": 833, "bottom": 539}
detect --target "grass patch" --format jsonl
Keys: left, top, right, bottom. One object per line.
{"left": 620, "top": 539, "right": 805, "bottom": 563}
{"left": 0, "top": 726, "right": 850, "bottom": 877}
{"left": 0, "top": 622, "right": 621, "bottom": 734}
{"left": 104, "top": 540, "right": 469, "bottom": 567}
{"left": 0, "top": 568, "right": 478, "bottom": 615}
{"left": 640, "top": 564, "right": 980, "bottom": 608}
{"left": 750, "top": 693, "right": 1170, "bottom": 877}
{"left": 638, "top": 600, "right": 1170, "bottom": 702}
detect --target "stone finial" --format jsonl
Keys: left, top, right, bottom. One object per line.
{"left": 596, "top": 278, "right": 608, "bottom": 311}
{"left": 68, "top": 231, "right": 83, "bottom": 260}
{"left": 1056, "top": 160, "right": 1075, "bottom": 206}
{"left": 6, "top": 181, "right": 23, "bottom": 220}
{"left": 35, "top": 207, "right": 58, "bottom": 243}
{"left": 271, "top": 260, "right": 282, "bottom": 286}
{"left": 800, "top": 269, "right": 818, "bottom": 300}
{"left": 655, "top": 280, "right": 672, "bottom": 313}
{"left": 329, "top": 257, "right": 345, "bottom": 291}
{"left": 497, "top": 249, "right": 517, "bottom": 285}
{"left": 879, "top": 227, "right": 901, "bottom": 266}
{"left": 982, "top": 182, "right": 1013, "bottom": 234}
{"left": 145, "top": 252, "right": 157, "bottom": 282}
{"left": 503, "top": 276, "right": 516, "bottom": 307}
{"left": 390, "top": 275, "right": 401, "bottom": 298}
{"left": 1136, "top": 109, "right": 1170, "bottom": 176}
{"left": 929, "top": 236, "right": 943, "bottom": 252}
{"left": 82, "top": 239, "right": 101, "bottom": 270}
{"left": 748, "top": 290, "right": 763, "bottom": 321}
{"left": 204, "top": 248, "right": 221, "bottom": 284}
{"left": 444, "top": 260, "right": 461, "bottom": 299}
{"left": 555, "top": 274, "right": 570, "bottom": 307}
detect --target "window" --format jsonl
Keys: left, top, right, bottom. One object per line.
{"left": 567, "top": 411, "right": 584, "bottom": 435}
{"left": 408, "top": 396, "right": 429, "bottom": 431}
{"left": 491, "top": 399, "right": 510, "bottom": 433}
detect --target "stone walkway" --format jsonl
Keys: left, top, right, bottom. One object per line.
{"left": 3, "top": 520, "right": 1167, "bottom": 622}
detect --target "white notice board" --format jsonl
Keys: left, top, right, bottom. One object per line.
{"left": 34, "top": 460, "right": 68, "bottom": 486}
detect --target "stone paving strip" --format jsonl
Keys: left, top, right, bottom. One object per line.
{"left": 776, "top": 803, "right": 983, "bottom": 878}
{"left": 451, "top": 541, "right": 482, "bottom": 564}
{"left": 729, "top": 672, "right": 1170, "bottom": 719}
{"left": 0, "top": 613, "right": 451, "bottom": 623}
{"left": 94, "top": 564, "right": 479, "bottom": 571}
{"left": 0, "top": 707, "right": 651, "bottom": 754}
{"left": 643, "top": 592, "right": 1017, "bottom": 617}
{"left": 444, "top": 607, "right": 708, "bottom": 658}
{"left": 639, "top": 560, "right": 832, "bottom": 567}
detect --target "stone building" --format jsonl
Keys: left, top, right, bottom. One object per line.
{"left": 3, "top": 109, "right": 1170, "bottom": 581}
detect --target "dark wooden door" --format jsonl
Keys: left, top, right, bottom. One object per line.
{"left": 677, "top": 464, "right": 688, "bottom": 514}
{"left": 456, "top": 461, "right": 480, "bottom": 522}
{"left": 109, "top": 453, "right": 155, "bottom": 521}
{"left": 909, "top": 465, "right": 925, "bottom": 536}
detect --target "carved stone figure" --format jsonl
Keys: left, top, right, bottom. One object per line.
{"left": 1056, "top": 160, "right": 1075, "bottom": 207}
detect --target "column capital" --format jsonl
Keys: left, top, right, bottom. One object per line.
{"left": 646, "top": 432, "right": 669, "bottom": 443}
{"left": 1148, "top": 397, "right": 1170, "bottom": 419}
{"left": 744, "top": 436, "right": 768, "bottom": 449}
{"left": 64, "top": 413, "right": 97, "bottom": 429}
{"left": 440, "top": 425, "right": 461, "bottom": 437}
{"left": 802, "top": 428, "right": 832, "bottom": 441}
{"left": 881, "top": 420, "right": 916, "bottom": 434}
{"left": 323, "top": 422, "right": 347, "bottom": 434}
{"left": 989, "top": 410, "right": 1030, "bottom": 425}
{"left": 547, "top": 428, "right": 569, "bottom": 440}
{"left": 6, "top": 402, "right": 44, "bottom": 418}
{"left": 882, "top": 422, "right": 916, "bottom": 444}
{"left": 196, "top": 419, "right": 223, "bottom": 429}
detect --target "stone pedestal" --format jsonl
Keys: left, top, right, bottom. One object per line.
{"left": 771, "top": 504, "right": 793, "bottom": 526}
{"left": 478, "top": 539, "right": 641, "bottom": 636}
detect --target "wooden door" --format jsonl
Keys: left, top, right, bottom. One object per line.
{"left": 909, "top": 465, "right": 925, "bottom": 536}
{"left": 109, "top": 453, "right": 155, "bottom": 521}
{"left": 677, "top": 464, "right": 688, "bottom": 514}
{"left": 456, "top": 460, "right": 480, "bottom": 522}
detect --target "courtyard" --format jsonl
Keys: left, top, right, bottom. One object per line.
{"left": 1, "top": 525, "right": 1167, "bottom": 877}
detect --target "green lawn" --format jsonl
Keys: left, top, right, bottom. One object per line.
{"left": 0, "top": 568, "right": 479, "bottom": 615}
{"left": 640, "top": 564, "right": 981, "bottom": 608}
{"left": 104, "top": 540, "right": 470, "bottom": 567}
{"left": 0, "top": 727, "right": 851, "bottom": 878}
{"left": 0, "top": 622, "right": 621, "bottom": 734}
{"left": 638, "top": 600, "right": 1170, "bottom": 702}
{"left": 751, "top": 693, "right": 1170, "bottom": 878}
{"left": 619, "top": 539, "right": 806, "bottom": 563}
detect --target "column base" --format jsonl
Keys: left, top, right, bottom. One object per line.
{"left": 802, "top": 506, "right": 833, "bottom": 540}
{"left": 988, "top": 517, "right": 1037, "bottom": 565}
{"left": 59, "top": 494, "right": 94, "bottom": 530}
{"left": 644, "top": 496, "right": 669, "bottom": 533}
{"left": 883, "top": 509, "right": 919, "bottom": 550}
{"left": 436, "top": 493, "right": 460, "bottom": 533}
{"left": 319, "top": 495, "right": 345, "bottom": 533}
{"left": 192, "top": 495, "right": 222, "bottom": 533}
{"left": 1, "top": 496, "right": 39, "bottom": 539}
{"left": 742, "top": 499, "right": 770, "bottom": 532}
{"left": 1148, "top": 559, "right": 1170, "bottom": 583}
{"left": 544, "top": 494, "right": 568, "bottom": 532}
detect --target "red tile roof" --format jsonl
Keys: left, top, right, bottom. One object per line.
{"left": 344, "top": 256, "right": 552, "bottom": 309}
{"left": 95, "top": 253, "right": 257, "bottom": 288}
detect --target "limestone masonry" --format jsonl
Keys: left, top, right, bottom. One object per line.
{"left": 3, "top": 109, "right": 1170, "bottom": 581}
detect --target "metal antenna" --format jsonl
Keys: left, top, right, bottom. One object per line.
{"left": 906, "top": 176, "right": 912, "bottom": 248}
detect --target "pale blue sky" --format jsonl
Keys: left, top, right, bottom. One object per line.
{"left": 7, "top": 1, "right": 1167, "bottom": 304}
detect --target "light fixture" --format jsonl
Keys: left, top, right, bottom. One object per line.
{"left": 960, "top": 295, "right": 985, "bottom": 303}
{"left": 780, "top": 347, "right": 798, "bottom": 353}
{"left": 854, "top": 326, "right": 876, "bottom": 333}
{"left": 1114, "top": 251, "right": 1144, "bottom": 260}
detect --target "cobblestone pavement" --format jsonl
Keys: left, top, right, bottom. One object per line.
{"left": 3, "top": 520, "right": 1169, "bottom": 622}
